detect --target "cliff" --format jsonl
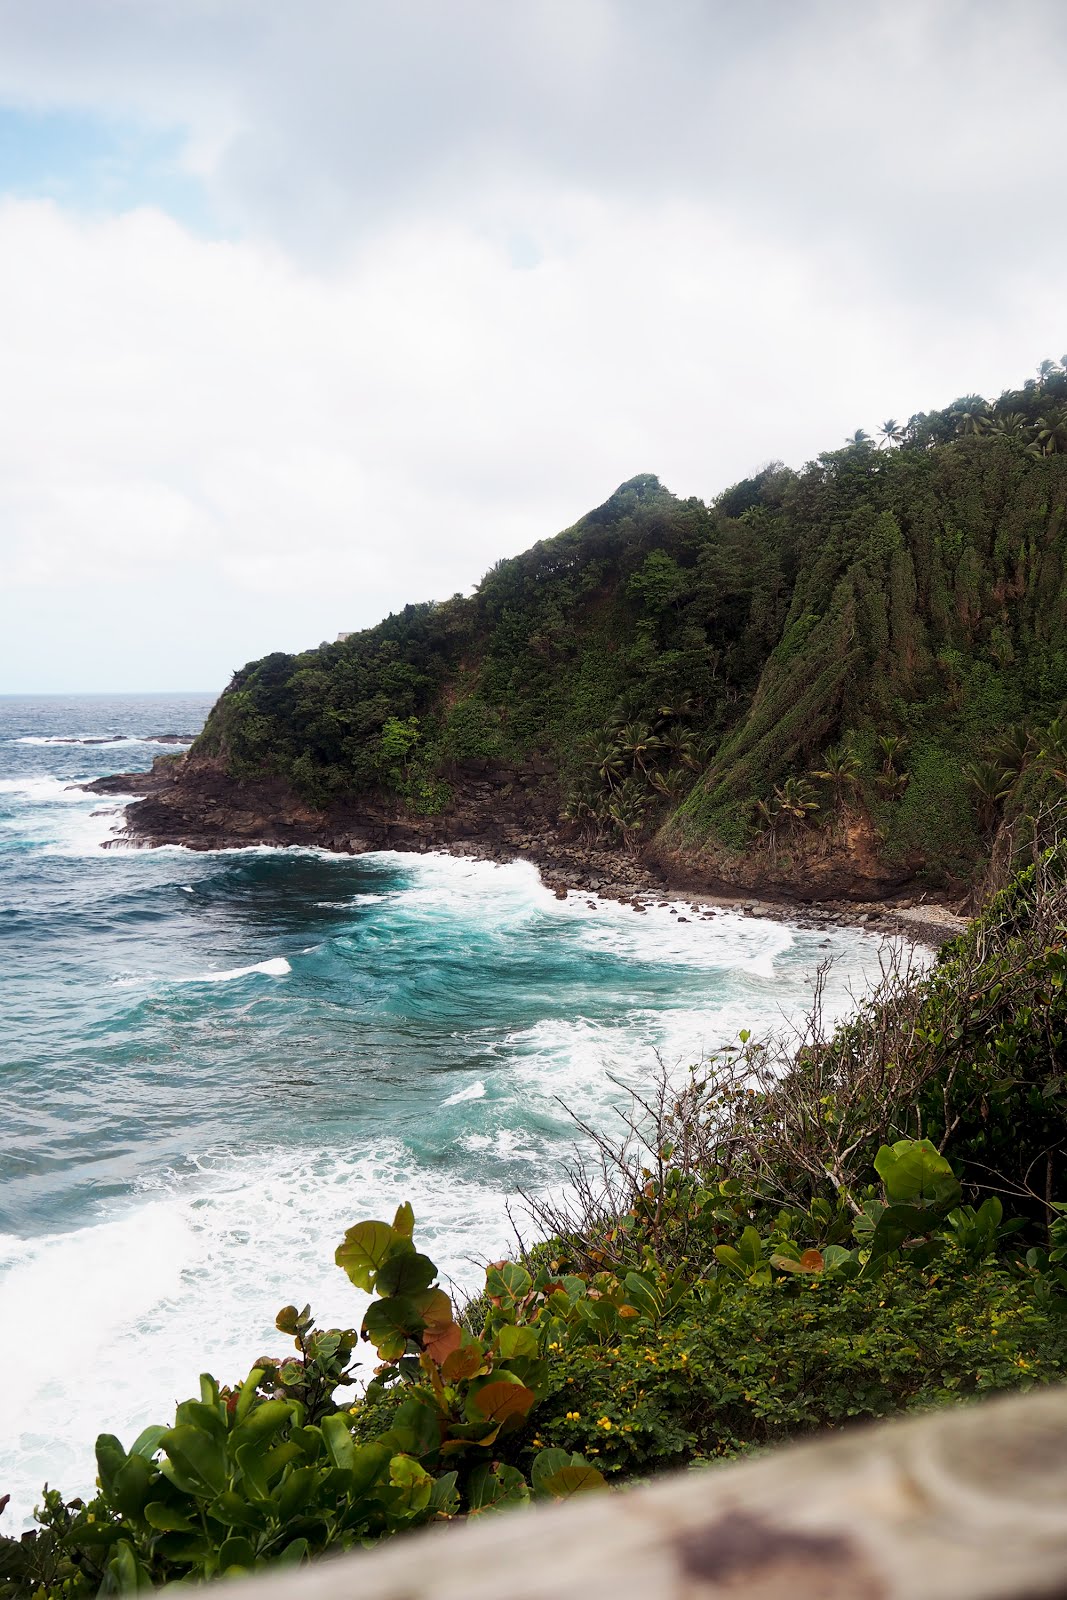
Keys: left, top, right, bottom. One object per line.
{"left": 110, "top": 365, "right": 1067, "bottom": 899}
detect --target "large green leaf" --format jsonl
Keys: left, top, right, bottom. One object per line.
{"left": 496, "top": 1323, "right": 540, "bottom": 1360}
{"left": 539, "top": 1462, "right": 606, "bottom": 1499}
{"left": 531, "top": 1448, "right": 571, "bottom": 1496}
{"left": 874, "top": 1139, "right": 961, "bottom": 1207}
{"left": 349, "top": 1442, "right": 393, "bottom": 1497}
{"left": 335, "top": 1220, "right": 397, "bottom": 1290}
{"left": 161, "top": 1425, "right": 227, "bottom": 1497}
{"left": 144, "top": 1503, "right": 196, "bottom": 1533}
{"left": 320, "top": 1413, "right": 355, "bottom": 1472}
{"left": 363, "top": 1294, "right": 423, "bottom": 1358}
{"left": 218, "top": 1535, "right": 257, "bottom": 1574}
{"left": 128, "top": 1425, "right": 167, "bottom": 1461}
{"left": 232, "top": 1399, "right": 294, "bottom": 1445}
{"left": 95, "top": 1434, "right": 127, "bottom": 1498}
{"left": 111, "top": 1454, "right": 156, "bottom": 1522}
{"left": 375, "top": 1251, "right": 437, "bottom": 1297}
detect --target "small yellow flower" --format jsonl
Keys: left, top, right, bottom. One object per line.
{"left": 565, "top": 1410, "right": 580, "bottom": 1421}
{"left": 597, "top": 1416, "right": 613, "bottom": 1431}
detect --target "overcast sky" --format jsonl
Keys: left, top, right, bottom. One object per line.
{"left": 0, "top": 0, "right": 1065, "bottom": 692}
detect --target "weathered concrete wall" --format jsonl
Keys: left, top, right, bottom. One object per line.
{"left": 228, "top": 1385, "right": 1067, "bottom": 1599}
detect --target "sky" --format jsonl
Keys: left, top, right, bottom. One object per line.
{"left": 0, "top": 1, "right": 1065, "bottom": 693}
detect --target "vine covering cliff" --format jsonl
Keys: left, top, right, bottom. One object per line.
{"left": 178, "top": 364, "right": 1067, "bottom": 892}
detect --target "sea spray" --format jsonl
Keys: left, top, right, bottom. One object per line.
{"left": 0, "top": 694, "right": 916, "bottom": 1527}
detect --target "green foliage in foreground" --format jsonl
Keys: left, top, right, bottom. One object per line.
{"left": 5, "top": 845, "right": 1067, "bottom": 1593}
{"left": 4, "top": 1146, "right": 1066, "bottom": 1596}
{"left": 193, "top": 360, "right": 1067, "bottom": 882}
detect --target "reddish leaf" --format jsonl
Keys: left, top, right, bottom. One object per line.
{"left": 424, "top": 1320, "right": 463, "bottom": 1365}
{"left": 469, "top": 1381, "right": 536, "bottom": 1426}
{"left": 442, "top": 1343, "right": 488, "bottom": 1381}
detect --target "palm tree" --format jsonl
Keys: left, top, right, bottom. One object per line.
{"left": 773, "top": 776, "right": 820, "bottom": 827}
{"left": 752, "top": 795, "right": 783, "bottom": 858}
{"left": 561, "top": 786, "right": 601, "bottom": 843}
{"left": 648, "top": 765, "right": 691, "bottom": 799}
{"left": 876, "top": 769, "right": 910, "bottom": 801}
{"left": 961, "top": 759, "right": 1010, "bottom": 835}
{"left": 844, "top": 429, "right": 873, "bottom": 448}
{"left": 1033, "top": 408, "right": 1067, "bottom": 455}
{"left": 1038, "top": 717, "right": 1067, "bottom": 784}
{"left": 606, "top": 777, "right": 652, "bottom": 854}
{"left": 990, "top": 723, "right": 1035, "bottom": 786}
{"left": 656, "top": 694, "right": 699, "bottom": 722}
{"left": 1038, "top": 358, "right": 1059, "bottom": 385}
{"left": 661, "top": 725, "right": 703, "bottom": 772}
{"left": 589, "top": 738, "right": 624, "bottom": 794}
{"left": 956, "top": 408, "right": 990, "bottom": 437}
{"left": 878, "top": 419, "right": 905, "bottom": 448}
{"left": 809, "top": 742, "right": 862, "bottom": 808}
{"left": 614, "top": 721, "right": 663, "bottom": 778}
{"left": 989, "top": 411, "right": 1029, "bottom": 442}
{"left": 877, "top": 733, "right": 909, "bottom": 774}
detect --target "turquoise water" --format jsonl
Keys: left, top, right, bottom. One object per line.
{"left": 0, "top": 694, "right": 898, "bottom": 1525}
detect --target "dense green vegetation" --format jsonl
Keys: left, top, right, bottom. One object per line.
{"left": 5, "top": 841, "right": 1067, "bottom": 1594}
{"left": 194, "top": 359, "right": 1067, "bottom": 883}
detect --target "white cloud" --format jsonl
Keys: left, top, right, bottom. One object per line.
{"left": 0, "top": 1, "right": 1064, "bottom": 688}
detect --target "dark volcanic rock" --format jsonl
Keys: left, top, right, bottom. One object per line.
{"left": 82, "top": 753, "right": 961, "bottom": 944}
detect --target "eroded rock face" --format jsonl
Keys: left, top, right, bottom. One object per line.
{"left": 647, "top": 813, "right": 924, "bottom": 903}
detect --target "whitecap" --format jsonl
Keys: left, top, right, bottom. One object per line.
{"left": 442, "top": 1079, "right": 487, "bottom": 1106}
{"left": 0, "top": 1140, "right": 514, "bottom": 1528}
{"left": 184, "top": 956, "right": 292, "bottom": 983}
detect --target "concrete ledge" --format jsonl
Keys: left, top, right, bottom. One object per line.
{"left": 226, "top": 1385, "right": 1067, "bottom": 1599}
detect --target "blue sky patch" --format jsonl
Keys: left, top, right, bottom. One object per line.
{"left": 0, "top": 104, "right": 213, "bottom": 230}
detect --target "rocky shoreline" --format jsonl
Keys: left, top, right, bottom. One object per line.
{"left": 81, "top": 754, "right": 968, "bottom": 950}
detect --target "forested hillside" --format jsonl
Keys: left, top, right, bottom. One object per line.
{"left": 194, "top": 361, "right": 1067, "bottom": 888}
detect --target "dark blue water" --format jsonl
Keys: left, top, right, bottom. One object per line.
{"left": 0, "top": 694, "right": 892, "bottom": 1524}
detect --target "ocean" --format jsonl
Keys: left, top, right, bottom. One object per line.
{"left": 0, "top": 693, "right": 899, "bottom": 1526}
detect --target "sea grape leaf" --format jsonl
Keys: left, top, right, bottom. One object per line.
{"left": 335, "top": 1220, "right": 397, "bottom": 1291}
{"left": 531, "top": 1448, "right": 571, "bottom": 1496}
{"left": 465, "top": 1380, "right": 535, "bottom": 1426}
{"left": 441, "top": 1341, "right": 488, "bottom": 1381}
{"left": 363, "top": 1295, "right": 423, "bottom": 1358}
{"left": 496, "top": 1324, "right": 539, "bottom": 1361}
{"left": 874, "top": 1139, "right": 961, "bottom": 1207}
{"left": 771, "top": 1249, "right": 824, "bottom": 1274}
{"left": 423, "top": 1319, "right": 463, "bottom": 1365}
{"left": 540, "top": 1462, "right": 606, "bottom": 1499}
{"left": 376, "top": 1251, "right": 437, "bottom": 1297}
